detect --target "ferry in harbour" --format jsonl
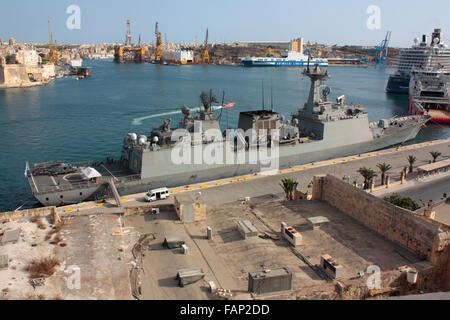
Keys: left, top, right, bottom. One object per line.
{"left": 242, "top": 38, "right": 328, "bottom": 67}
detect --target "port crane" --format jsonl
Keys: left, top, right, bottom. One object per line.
{"left": 47, "top": 20, "right": 59, "bottom": 64}
{"left": 155, "top": 22, "right": 163, "bottom": 62}
{"left": 164, "top": 33, "right": 168, "bottom": 50}
{"left": 367, "top": 31, "right": 391, "bottom": 66}
{"left": 125, "top": 19, "right": 132, "bottom": 46}
{"left": 202, "top": 28, "right": 210, "bottom": 63}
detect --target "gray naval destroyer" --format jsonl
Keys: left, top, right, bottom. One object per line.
{"left": 26, "top": 65, "right": 431, "bottom": 207}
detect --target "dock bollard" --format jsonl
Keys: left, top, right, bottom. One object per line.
{"left": 207, "top": 226, "right": 212, "bottom": 240}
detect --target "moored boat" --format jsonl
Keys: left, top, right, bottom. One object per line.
{"left": 409, "top": 67, "right": 450, "bottom": 124}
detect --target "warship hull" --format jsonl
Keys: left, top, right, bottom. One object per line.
{"left": 30, "top": 119, "right": 425, "bottom": 207}
{"left": 27, "top": 65, "right": 430, "bottom": 207}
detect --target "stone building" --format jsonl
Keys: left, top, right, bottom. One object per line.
{"left": 16, "top": 49, "right": 40, "bottom": 66}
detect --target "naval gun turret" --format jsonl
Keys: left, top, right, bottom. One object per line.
{"left": 148, "top": 91, "right": 223, "bottom": 148}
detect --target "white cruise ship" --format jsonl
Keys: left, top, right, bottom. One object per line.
{"left": 386, "top": 29, "right": 450, "bottom": 94}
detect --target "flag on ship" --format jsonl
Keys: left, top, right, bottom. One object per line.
{"left": 223, "top": 102, "right": 235, "bottom": 108}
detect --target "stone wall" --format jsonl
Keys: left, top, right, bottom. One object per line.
{"left": 123, "top": 204, "right": 175, "bottom": 216}
{"left": 26, "top": 64, "right": 55, "bottom": 80}
{"left": 313, "top": 174, "right": 450, "bottom": 289}
{"left": 0, "top": 206, "right": 57, "bottom": 222}
{"left": 0, "top": 64, "right": 30, "bottom": 84}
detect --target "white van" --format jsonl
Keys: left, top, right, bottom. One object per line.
{"left": 144, "top": 187, "right": 170, "bottom": 202}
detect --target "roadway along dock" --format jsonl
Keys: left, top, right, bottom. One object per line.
{"left": 54, "top": 137, "right": 450, "bottom": 215}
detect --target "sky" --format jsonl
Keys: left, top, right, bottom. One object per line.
{"left": 0, "top": 0, "right": 449, "bottom": 48}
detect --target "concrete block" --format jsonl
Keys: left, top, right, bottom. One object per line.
{"left": 281, "top": 222, "right": 287, "bottom": 234}
{"left": 208, "top": 281, "right": 216, "bottom": 293}
{"left": 307, "top": 216, "right": 330, "bottom": 230}
{"left": 0, "top": 255, "right": 8, "bottom": 270}
{"left": 1, "top": 229, "right": 20, "bottom": 245}
{"left": 206, "top": 226, "right": 213, "bottom": 240}
{"left": 236, "top": 220, "right": 258, "bottom": 239}
{"left": 320, "top": 254, "right": 344, "bottom": 279}
{"left": 283, "top": 225, "right": 302, "bottom": 246}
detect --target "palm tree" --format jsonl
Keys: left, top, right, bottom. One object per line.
{"left": 377, "top": 162, "right": 392, "bottom": 185}
{"left": 407, "top": 155, "right": 416, "bottom": 173}
{"left": 280, "top": 178, "right": 299, "bottom": 200}
{"left": 358, "top": 167, "right": 378, "bottom": 189}
{"left": 430, "top": 151, "right": 442, "bottom": 163}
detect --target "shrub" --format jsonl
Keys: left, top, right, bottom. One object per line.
{"left": 27, "top": 256, "right": 60, "bottom": 279}
{"left": 384, "top": 194, "right": 420, "bottom": 211}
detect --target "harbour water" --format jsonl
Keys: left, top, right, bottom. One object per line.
{"left": 0, "top": 61, "right": 448, "bottom": 211}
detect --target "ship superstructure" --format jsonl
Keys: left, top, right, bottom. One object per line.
{"left": 26, "top": 65, "right": 429, "bottom": 207}
{"left": 387, "top": 29, "right": 450, "bottom": 94}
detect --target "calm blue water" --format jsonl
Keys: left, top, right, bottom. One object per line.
{"left": 0, "top": 61, "right": 448, "bottom": 211}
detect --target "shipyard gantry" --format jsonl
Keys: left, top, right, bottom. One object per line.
{"left": 114, "top": 20, "right": 145, "bottom": 63}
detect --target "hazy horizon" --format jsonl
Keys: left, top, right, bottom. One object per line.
{"left": 1, "top": 0, "right": 449, "bottom": 48}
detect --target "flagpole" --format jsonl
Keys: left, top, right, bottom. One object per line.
{"left": 226, "top": 103, "right": 229, "bottom": 129}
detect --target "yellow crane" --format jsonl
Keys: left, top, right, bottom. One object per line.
{"left": 48, "top": 20, "right": 59, "bottom": 64}
{"left": 155, "top": 22, "right": 163, "bottom": 62}
{"left": 164, "top": 33, "right": 168, "bottom": 50}
{"left": 202, "top": 28, "right": 210, "bottom": 64}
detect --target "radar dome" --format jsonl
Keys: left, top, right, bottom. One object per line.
{"left": 153, "top": 136, "right": 159, "bottom": 143}
{"left": 129, "top": 133, "right": 137, "bottom": 141}
{"left": 138, "top": 135, "right": 147, "bottom": 145}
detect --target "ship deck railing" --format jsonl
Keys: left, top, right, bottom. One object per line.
{"left": 414, "top": 96, "right": 450, "bottom": 104}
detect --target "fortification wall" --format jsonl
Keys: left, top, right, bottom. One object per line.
{"left": 0, "top": 206, "right": 58, "bottom": 222}
{"left": 313, "top": 174, "right": 450, "bottom": 289}
{"left": 0, "top": 64, "right": 30, "bottom": 84}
